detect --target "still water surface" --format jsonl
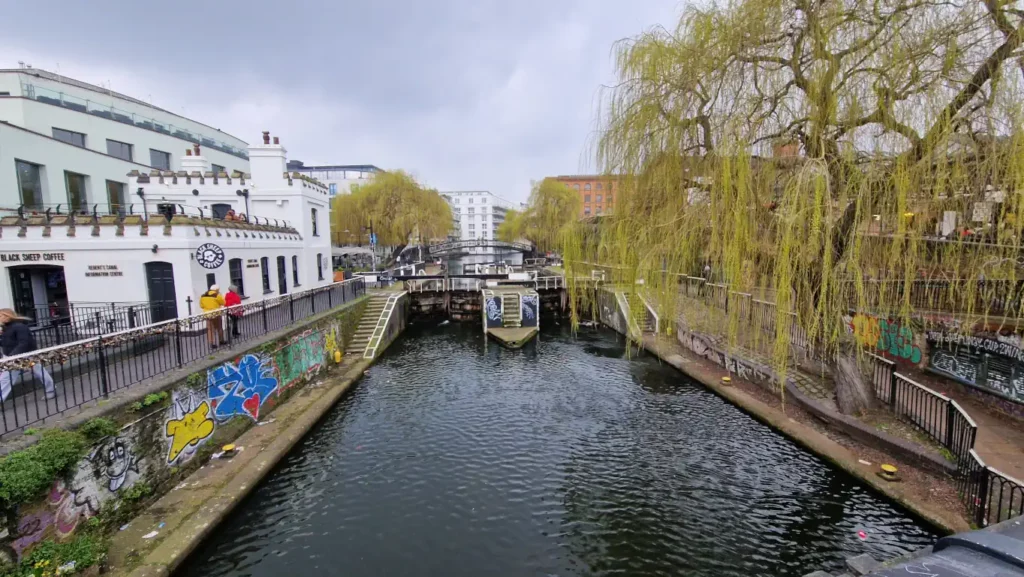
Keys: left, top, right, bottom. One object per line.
{"left": 179, "top": 324, "right": 937, "bottom": 577}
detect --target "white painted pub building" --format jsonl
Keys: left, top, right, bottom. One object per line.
{"left": 0, "top": 133, "right": 332, "bottom": 327}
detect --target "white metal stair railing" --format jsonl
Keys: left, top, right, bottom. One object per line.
{"left": 637, "top": 292, "right": 659, "bottom": 333}
{"left": 363, "top": 292, "right": 407, "bottom": 359}
{"left": 616, "top": 291, "right": 644, "bottom": 340}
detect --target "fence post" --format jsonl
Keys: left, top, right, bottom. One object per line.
{"left": 289, "top": 293, "right": 294, "bottom": 321}
{"left": 97, "top": 336, "right": 110, "bottom": 398}
{"left": 889, "top": 370, "right": 898, "bottom": 409}
{"left": 311, "top": 290, "right": 317, "bottom": 315}
{"left": 175, "top": 321, "right": 183, "bottom": 367}
{"left": 945, "top": 401, "right": 955, "bottom": 451}
{"left": 975, "top": 467, "right": 990, "bottom": 527}
{"left": 261, "top": 299, "right": 268, "bottom": 332}
{"left": 328, "top": 285, "right": 333, "bottom": 308}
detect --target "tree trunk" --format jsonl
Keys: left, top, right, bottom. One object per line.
{"left": 833, "top": 352, "right": 875, "bottom": 416}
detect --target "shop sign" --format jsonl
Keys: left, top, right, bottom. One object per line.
{"left": 85, "top": 265, "right": 123, "bottom": 278}
{"left": 0, "top": 252, "right": 66, "bottom": 263}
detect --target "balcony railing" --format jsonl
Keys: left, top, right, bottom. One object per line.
{"left": 21, "top": 82, "right": 249, "bottom": 160}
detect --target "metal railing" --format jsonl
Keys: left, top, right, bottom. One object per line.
{"left": 867, "top": 353, "right": 1023, "bottom": 526}
{"left": 21, "top": 301, "right": 174, "bottom": 349}
{"left": 0, "top": 278, "right": 365, "bottom": 436}
{"left": 842, "top": 279, "right": 1024, "bottom": 318}
{"left": 4, "top": 203, "right": 293, "bottom": 229}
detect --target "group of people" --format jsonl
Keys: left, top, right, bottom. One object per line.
{"left": 199, "top": 284, "right": 244, "bottom": 348}
{"left": 222, "top": 209, "right": 247, "bottom": 222}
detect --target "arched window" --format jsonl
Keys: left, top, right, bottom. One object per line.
{"left": 596, "top": 183, "right": 603, "bottom": 190}
{"left": 573, "top": 184, "right": 580, "bottom": 191}
{"left": 584, "top": 183, "right": 591, "bottom": 191}
{"left": 292, "top": 255, "right": 300, "bottom": 286}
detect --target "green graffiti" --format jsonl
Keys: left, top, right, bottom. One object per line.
{"left": 877, "top": 319, "right": 922, "bottom": 363}
{"left": 275, "top": 331, "right": 326, "bottom": 389}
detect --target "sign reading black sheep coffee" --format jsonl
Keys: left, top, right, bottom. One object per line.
{"left": 927, "top": 331, "right": 1024, "bottom": 404}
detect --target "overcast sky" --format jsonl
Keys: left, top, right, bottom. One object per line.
{"left": 1, "top": 0, "right": 683, "bottom": 203}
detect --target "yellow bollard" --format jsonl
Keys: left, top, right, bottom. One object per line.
{"left": 334, "top": 350, "right": 343, "bottom": 364}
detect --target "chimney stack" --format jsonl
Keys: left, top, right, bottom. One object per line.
{"left": 262, "top": 131, "right": 270, "bottom": 145}
{"left": 273, "top": 136, "right": 279, "bottom": 145}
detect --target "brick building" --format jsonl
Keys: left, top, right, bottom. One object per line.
{"left": 551, "top": 175, "right": 618, "bottom": 217}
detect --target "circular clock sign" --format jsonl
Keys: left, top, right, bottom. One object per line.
{"left": 196, "top": 243, "right": 225, "bottom": 269}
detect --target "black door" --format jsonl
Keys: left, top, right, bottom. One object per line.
{"left": 145, "top": 262, "right": 178, "bottom": 322}
{"left": 277, "top": 256, "right": 288, "bottom": 294}
{"left": 9, "top": 268, "right": 37, "bottom": 320}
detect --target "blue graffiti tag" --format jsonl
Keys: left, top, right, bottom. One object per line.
{"left": 207, "top": 354, "right": 279, "bottom": 421}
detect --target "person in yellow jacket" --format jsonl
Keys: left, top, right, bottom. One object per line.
{"left": 199, "top": 284, "right": 227, "bottom": 348}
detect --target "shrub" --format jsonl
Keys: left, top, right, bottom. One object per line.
{"left": 12, "top": 533, "right": 106, "bottom": 577}
{"left": 77, "top": 418, "right": 119, "bottom": 442}
{"left": 0, "top": 430, "right": 86, "bottom": 510}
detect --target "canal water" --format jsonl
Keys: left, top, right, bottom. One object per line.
{"left": 179, "top": 324, "right": 937, "bottom": 577}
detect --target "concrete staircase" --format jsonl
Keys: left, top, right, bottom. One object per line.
{"left": 502, "top": 293, "right": 521, "bottom": 328}
{"left": 625, "top": 292, "right": 654, "bottom": 333}
{"left": 345, "top": 295, "right": 389, "bottom": 360}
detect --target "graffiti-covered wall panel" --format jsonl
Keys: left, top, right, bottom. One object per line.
{"left": 520, "top": 294, "right": 539, "bottom": 328}
{"left": 0, "top": 302, "right": 366, "bottom": 565}
{"left": 485, "top": 296, "right": 502, "bottom": 328}
{"left": 927, "top": 330, "right": 1024, "bottom": 404}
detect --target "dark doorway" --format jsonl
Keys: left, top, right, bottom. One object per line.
{"left": 145, "top": 262, "right": 178, "bottom": 322}
{"left": 211, "top": 203, "right": 232, "bottom": 220}
{"left": 276, "top": 256, "right": 287, "bottom": 294}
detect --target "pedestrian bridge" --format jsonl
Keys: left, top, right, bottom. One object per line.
{"left": 427, "top": 239, "right": 533, "bottom": 256}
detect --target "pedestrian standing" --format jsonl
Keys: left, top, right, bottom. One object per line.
{"left": 225, "top": 285, "right": 243, "bottom": 338}
{"left": 199, "top": 285, "right": 227, "bottom": 348}
{"left": 0, "top": 308, "right": 57, "bottom": 403}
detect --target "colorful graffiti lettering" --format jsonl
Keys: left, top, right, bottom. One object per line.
{"left": 275, "top": 331, "right": 325, "bottom": 390}
{"left": 11, "top": 510, "right": 54, "bottom": 560}
{"left": 48, "top": 474, "right": 102, "bottom": 538}
{"left": 847, "top": 314, "right": 922, "bottom": 363}
{"left": 89, "top": 437, "right": 140, "bottom": 492}
{"left": 325, "top": 327, "right": 340, "bottom": 361}
{"left": 165, "top": 389, "right": 216, "bottom": 464}
{"left": 207, "top": 354, "right": 278, "bottom": 421}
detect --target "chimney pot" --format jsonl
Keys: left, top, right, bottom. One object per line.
{"left": 186, "top": 149, "right": 192, "bottom": 156}
{"left": 262, "top": 131, "right": 270, "bottom": 145}
{"left": 273, "top": 137, "right": 280, "bottom": 145}
{"left": 194, "top": 143, "right": 201, "bottom": 156}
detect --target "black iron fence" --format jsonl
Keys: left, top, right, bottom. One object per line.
{"left": 0, "top": 278, "right": 365, "bottom": 436}
{"left": 867, "top": 353, "right": 1023, "bottom": 526}
{"left": 22, "top": 301, "right": 175, "bottom": 349}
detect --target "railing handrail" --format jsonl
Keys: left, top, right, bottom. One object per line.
{"left": 893, "top": 371, "right": 951, "bottom": 402}
{"left": 0, "top": 279, "right": 364, "bottom": 366}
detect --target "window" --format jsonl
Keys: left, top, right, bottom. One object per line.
{"left": 584, "top": 206, "right": 591, "bottom": 215}
{"left": 329, "top": 183, "right": 337, "bottom": 195}
{"left": 596, "top": 207, "right": 603, "bottom": 214}
{"left": 149, "top": 149, "right": 170, "bottom": 170}
{"left": 468, "top": 208, "right": 475, "bottom": 215}
{"left": 596, "top": 194, "right": 602, "bottom": 202}
{"left": 211, "top": 164, "right": 225, "bottom": 175}
{"left": 229, "top": 258, "right": 245, "bottom": 296}
{"left": 261, "top": 257, "right": 271, "bottom": 293}
{"left": 206, "top": 273, "right": 217, "bottom": 290}
{"left": 106, "top": 181, "right": 125, "bottom": 215}
{"left": 277, "top": 256, "right": 288, "bottom": 294}
{"left": 292, "top": 255, "right": 300, "bottom": 286}
{"left": 16, "top": 160, "right": 43, "bottom": 209}
{"left": 106, "top": 139, "right": 133, "bottom": 161}
{"left": 52, "top": 128, "right": 85, "bottom": 147}
{"left": 597, "top": 183, "right": 603, "bottom": 190}
{"left": 607, "top": 193, "right": 613, "bottom": 204}
{"left": 64, "top": 171, "right": 87, "bottom": 212}
{"left": 311, "top": 208, "right": 319, "bottom": 236}
{"left": 211, "top": 203, "right": 232, "bottom": 219}
{"left": 317, "top": 253, "right": 324, "bottom": 280}
{"left": 573, "top": 184, "right": 580, "bottom": 190}
{"left": 584, "top": 195, "right": 591, "bottom": 203}
{"left": 584, "top": 183, "right": 591, "bottom": 191}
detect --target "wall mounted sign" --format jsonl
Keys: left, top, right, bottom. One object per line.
{"left": 246, "top": 258, "right": 260, "bottom": 269}
{"left": 85, "top": 265, "right": 123, "bottom": 278}
{"left": 196, "top": 244, "right": 225, "bottom": 269}
{"left": 0, "top": 252, "right": 66, "bottom": 263}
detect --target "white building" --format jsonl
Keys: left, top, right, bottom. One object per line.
{"left": 440, "top": 193, "right": 462, "bottom": 241}
{"left": 285, "top": 161, "right": 382, "bottom": 198}
{"left": 0, "top": 66, "right": 250, "bottom": 215}
{"left": 0, "top": 131, "right": 332, "bottom": 326}
{"left": 441, "top": 191, "right": 519, "bottom": 264}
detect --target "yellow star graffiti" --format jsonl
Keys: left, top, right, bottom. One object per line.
{"left": 165, "top": 400, "right": 215, "bottom": 463}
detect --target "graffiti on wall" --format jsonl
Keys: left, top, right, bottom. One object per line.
{"left": 48, "top": 468, "right": 104, "bottom": 538}
{"left": 845, "top": 314, "right": 922, "bottom": 363}
{"left": 9, "top": 510, "right": 54, "bottom": 561}
{"left": 520, "top": 295, "right": 539, "bottom": 328}
{"left": 89, "top": 436, "right": 140, "bottom": 492}
{"left": 930, "top": 350, "right": 978, "bottom": 384}
{"left": 485, "top": 296, "right": 502, "bottom": 328}
{"left": 207, "top": 354, "right": 279, "bottom": 421}
{"left": 325, "top": 326, "right": 340, "bottom": 362}
{"left": 276, "top": 330, "right": 325, "bottom": 390}
{"left": 165, "top": 388, "right": 216, "bottom": 464}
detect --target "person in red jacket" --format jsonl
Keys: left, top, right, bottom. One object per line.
{"left": 224, "top": 285, "right": 243, "bottom": 338}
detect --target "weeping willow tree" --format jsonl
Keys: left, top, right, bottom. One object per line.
{"left": 567, "top": 0, "right": 1024, "bottom": 413}
{"left": 330, "top": 170, "right": 453, "bottom": 247}
{"left": 497, "top": 178, "right": 582, "bottom": 252}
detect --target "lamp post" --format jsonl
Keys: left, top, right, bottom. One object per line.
{"left": 235, "top": 189, "right": 250, "bottom": 222}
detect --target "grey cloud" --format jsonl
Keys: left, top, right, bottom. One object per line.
{"left": 1, "top": 0, "right": 683, "bottom": 202}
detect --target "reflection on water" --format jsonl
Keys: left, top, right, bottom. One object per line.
{"left": 178, "top": 324, "right": 937, "bottom": 577}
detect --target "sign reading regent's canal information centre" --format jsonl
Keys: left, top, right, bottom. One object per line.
{"left": 0, "top": 252, "right": 66, "bottom": 262}
{"left": 85, "top": 265, "right": 123, "bottom": 278}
